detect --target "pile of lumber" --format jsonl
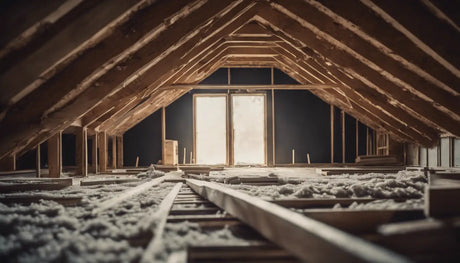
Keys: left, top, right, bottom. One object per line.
{"left": 355, "top": 155, "right": 401, "bottom": 166}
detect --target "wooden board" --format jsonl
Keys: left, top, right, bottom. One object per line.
{"left": 186, "top": 179, "right": 410, "bottom": 263}
{"left": 0, "top": 194, "right": 82, "bottom": 206}
{"left": 80, "top": 178, "right": 139, "bottom": 186}
{"left": 425, "top": 185, "right": 460, "bottom": 217}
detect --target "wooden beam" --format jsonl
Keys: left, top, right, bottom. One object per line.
{"left": 90, "top": 133, "right": 98, "bottom": 174}
{"left": 92, "top": 176, "right": 165, "bottom": 215}
{"left": 271, "top": 67, "right": 276, "bottom": 166}
{"left": 425, "top": 185, "right": 460, "bottom": 218}
{"left": 0, "top": 0, "right": 145, "bottom": 111}
{"left": 341, "top": 110, "right": 345, "bottom": 163}
{"left": 36, "top": 144, "right": 40, "bottom": 177}
{"left": 356, "top": 119, "right": 359, "bottom": 159}
{"left": 268, "top": 23, "right": 439, "bottom": 145}
{"left": 75, "top": 126, "right": 87, "bottom": 176}
{"left": 0, "top": 0, "right": 232, "bottom": 160}
{"left": 316, "top": 0, "right": 460, "bottom": 96}
{"left": 98, "top": 131, "right": 107, "bottom": 173}
{"left": 140, "top": 183, "right": 183, "bottom": 262}
{"left": 164, "top": 84, "right": 334, "bottom": 90}
{"left": 256, "top": 6, "right": 460, "bottom": 137}
{"left": 186, "top": 179, "right": 410, "bottom": 263}
{"left": 330, "top": 104, "right": 334, "bottom": 163}
{"left": 111, "top": 136, "right": 117, "bottom": 169}
{"left": 104, "top": 4, "right": 262, "bottom": 133}
{"left": 161, "top": 107, "right": 166, "bottom": 165}
{"left": 116, "top": 136, "right": 123, "bottom": 168}
{"left": 47, "top": 131, "right": 61, "bottom": 178}
{"left": 270, "top": 0, "right": 459, "bottom": 121}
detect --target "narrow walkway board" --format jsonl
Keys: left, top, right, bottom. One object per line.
{"left": 141, "top": 182, "right": 183, "bottom": 263}
{"left": 186, "top": 179, "right": 411, "bottom": 263}
{"left": 92, "top": 176, "right": 164, "bottom": 214}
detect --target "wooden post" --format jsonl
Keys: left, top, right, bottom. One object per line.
{"left": 356, "top": 119, "right": 359, "bottom": 159}
{"left": 161, "top": 107, "right": 166, "bottom": 164}
{"left": 111, "top": 136, "right": 117, "bottom": 169}
{"left": 330, "top": 104, "right": 334, "bottom": 163}
{"left": 91, "top": 133, "right": 98, "bottom": 174}
{"left": 292, "top": 149, "right": 295, "bottom": 164}
{"left": 47, "top": 131, "right": 62, "bottom": 178}
{"left": 0, "top": 154, "right": 16, "bottom": 171}
{"left": 136, "top": 156, "right": 139, "bottom": 167}
{"left": 75, "top": 127, "right": 88, "bottom": 176}
{"left": 341, "top": 110, "right": 345, "bottom": 164}
{"left": 36, "top": 144, "right": 41, "bottom": 177}
{"left": 98, "top": 131, "right": 107, "bottom": 172}
{"left": 271, "top": 67, "right": 276, "bottom": 166}
{"left": 183, "top": 147, "right": 186, "bottom": 165}
{"left": 366, "top": 127, "right": 369, "bottom": 155}
{"left": 116, "top": 136, "right": 123, "bottom": 168}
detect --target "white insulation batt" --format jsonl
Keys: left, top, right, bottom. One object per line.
{"left": 0, "top": 181, "right": 174, "bottom": 263}
{"left": 226, "top": 170, "right": 427, "bottom": 201}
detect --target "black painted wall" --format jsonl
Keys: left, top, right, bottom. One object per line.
{"left": 122, "top": 67, "right": 373, "bottom": 165}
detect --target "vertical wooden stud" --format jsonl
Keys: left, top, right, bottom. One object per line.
{"left": 356, "top": 119, "right": 359, "bottom": 159}
{"left": 76, "top": 127, "right": 88, "bottom": 176}
{"left": 36, "top": 144, "right": 41, "bottom": 177}
{"left": 341, "top": 110, "right": 345, "bottom": 164}
{"left": 98, "top": 131, "right": 107, "bottom": 172}
{"left": 330, "top": 104, "right": 334, "bottom": 163}
{"left": 116, "top": 136, "right": 124, "bottom": 168}
{"left": 271, "top": 67, "right": 276, "bottom": 166}
{"left": 47, "top": 131, "right": 62, "bottom": 178}
{"left": 91, "top": 133, "right": 98, "bottom": 174}
{"left": 161, "top": 107, "right": 166, "bottom": 164}
{"left": 111, "top": 136, "right": 117, "bottom": 169}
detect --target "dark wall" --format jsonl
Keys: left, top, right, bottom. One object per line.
{"left": 166, "top": 92, "right": 193, "bottom": 164}
{"left": 274, "top": 90, "right": 330, "bottom": 163}
{"left": 123, "top": 67, "right": 373, "bottom": 165}
{"left": 123, "top": 110, "right": 162, "bottom": 166}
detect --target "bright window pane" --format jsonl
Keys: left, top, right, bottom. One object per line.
{"left": 232, "top": 95, "right": 265, "bottom": 165}
{"left": 195, "top": 96, "right": 227, "bottom": 165}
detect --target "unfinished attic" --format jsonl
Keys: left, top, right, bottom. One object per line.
{"left": 0, "top": 0, "right": 460, "bottom": 262}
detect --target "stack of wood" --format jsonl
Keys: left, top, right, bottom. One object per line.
{"left": 355, "top": 155, "right": 401, "bottom": 166}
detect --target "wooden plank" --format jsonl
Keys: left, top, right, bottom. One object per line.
{"left": 164, "top": 84, "right": 333, "bottom": 90}
{"left": 303, "top": 209, "right": 424, "bottom": 235}
{"left": 258, "top": 5, "right": 459, "bottom": 137}
{"left": 90, "top": 133, "right": 98, "bottom": 173}
{"left": 0, "top": 177, "right": 72, "bottom": 185}
{"left": 188, "top": 244, "right": 301, "bottom": 263}
{"left": 98, "top": 131, "right": 107, "bottom": 173}
{"left": 331, "top": 104, "right": 334, "bottom": 163}
{"left": 186, "top": 179, "right": 411, "bottom": 263}
{"left": 270, "top": 198, "right": 379, "bottom": 209}
{"left": 36, "top": 144, "right": 40, "bottom": 177}
{"left": 116, "top": 136, "right": 123, "bottom": 168}
{"left": 75, "top": 127, "right": 87, "bottom": 176}
{"left": 80, "top": 178, "right": 140, "bottom": 186}
{"left": 341, "top": 110, "right": 345, "bottom": 163}
{"left": 425, "top": 185, "right": 460, "bottom": 217}
{"left": 161, "top": 107, "right": 166, "bottom": 164}
{"left": 0, "top": 182, "right": 69, "bottom": 193}
{"left": 0, "top": 194, "right": 82, "bottom": 206}
{"left": 92, "top": 176, "right": 164, "bottom": 214}
{"left": 111, "top": 136, "right": 117, "bottom": 169}
{"left": 0, "top": 0, "right": 229, "bottom": 160}
{"left": 140, "top": 183, "right": 182, "bottom": 263}
{"left": 47, "top": 131, "right": 61, "bottom": 178}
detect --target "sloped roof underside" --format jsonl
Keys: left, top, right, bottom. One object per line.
{"left": 0, "top": 0, "right": 459, "bottom": 159}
